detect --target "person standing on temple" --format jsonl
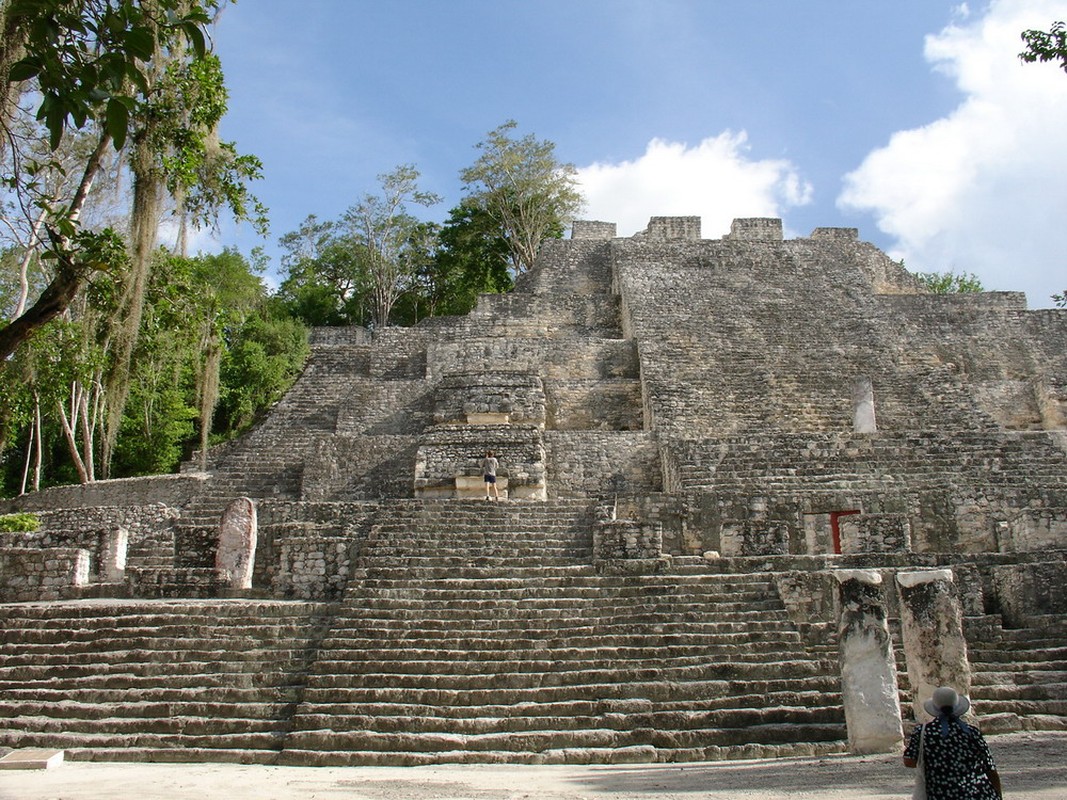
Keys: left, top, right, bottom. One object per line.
{"left": 481, "top": 450, "right": 500, "bottom": 501}
{"left": 903, "top": 686, "right": 1003, "bottom": 799}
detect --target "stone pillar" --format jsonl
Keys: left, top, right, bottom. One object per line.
{"left": 852, "top": 376, "right": 877, "bottom": 434}
{"left": 835, "top": 569, "right": 904, "bottom": 753}
{"left": 571, "top": 220, "right": 617, "bottom": 240}
{"left": 896, "top": 569, "right": 971, "bottom": 720}
{"left": 216, "top": 497, "right": 257, "bottom": 590}
{"left": 100, "top": 527, "right": 128, "bottom": 582}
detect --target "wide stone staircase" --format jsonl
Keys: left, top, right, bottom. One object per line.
{"left": 275, "top": 499, "right": 847, "bottom": 765}
{"left": 0, "top": 600, "right": 331, "bottom": 762}
{"left": 966, "top": 614, "right": 1067, "bottom": 729}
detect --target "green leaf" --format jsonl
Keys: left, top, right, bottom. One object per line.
{"left": 45, "top": 107, "right": 64, "bottom": 150}
{"left": 182, "top": 22, "right": 207, "bottom": 58}
{"left": 106, "top": 98, "right": 130, "bottom": 151}
{"left": 8, "top": 56, "right": 43, "bottom": 82}
{"left": 124, "top": 26, "right": 156, "bottom": 61}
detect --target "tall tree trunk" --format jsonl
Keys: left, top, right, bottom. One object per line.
{"left": 0, "top": 1, "right": 28, "bottom": 164}
{"left": 100, "top": 130, "right": 162, "bottom": 477}
{"left": 57, "top": 393, "right": 90, "bottom": 484}
{"left": 197, "top": 332, "right": 222, "bottom": 471}
{"left": 14, "top": 206, "right": 47, "bottom": 317}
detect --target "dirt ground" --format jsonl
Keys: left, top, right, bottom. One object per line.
{"left": 1, "top": 732, "right": 1065, "bottom": 800}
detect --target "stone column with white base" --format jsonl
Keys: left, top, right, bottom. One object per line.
{"left": 100, "top": 527, "right": 128, "bottom": 583}
{"left": 835, "top": 569, "right": 904, "bottom": 753}
{"left": 896, "top": 569, "right": 971, "bottom": 720}
{"left": 216, "top": 497, "right": 257, "bottom": 590}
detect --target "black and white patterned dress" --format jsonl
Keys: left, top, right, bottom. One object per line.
{"left": 904, "top": 718, "right": 999, "bottom": 799}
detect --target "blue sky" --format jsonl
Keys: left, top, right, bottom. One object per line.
{"left": 208, "top": 0, "right": 1067, "bottom": 308}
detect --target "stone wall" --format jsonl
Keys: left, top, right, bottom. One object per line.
{"left": 432, "top": 372, "right": 546, "bottom": 427}
{"left": 302, "top": 435, "right": 419, "bottom": 501}
{"left": 0, "top": 547, "right": 89, "bottom": 601}
{"left": 543, "top": 431, "right": 662, "bottom": 498}
{"left": 414, "top": 424, "right": 546, "bottom": 499}
{"left": 426, "top": 337, "right": 638, "bottom": 384}
{"left": 0, "top": 474, "right": 205, "bottom": 513}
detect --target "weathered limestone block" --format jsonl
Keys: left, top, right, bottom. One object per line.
{"left": 774, "top": 571, "right": 836, "bottom": 625}
{"left": 990, "top": 559, "right": 1067, "bottom": 627}
{"left": 723, "top": 519, "right": 790, "bottom": 557}
{"left": 571, "top": 220, "right": 617, "bottom": 240}
{"left": 725, "top": 217, "right": 783, "bottom": 241}
{"left": 644, "top": 216, "right": 701, "bottom": 240}
{"left": 1004, "top": 508, "right": 1067, "bottom": 551}
{"left": 896, "top": 569, "right": 971, "bottom": 719}
{"left": 839, "top": 513, "right": 911, "bottom": 554}
{"left": 593, "top": 519, "right": 663, "bottom": 561}
{"left": 100, "top": 527, "right": 128, "bottom": 582}
{"left": 0, "top": 546, "right": 89, "bottom": 601}
{"left": 835, "top": 570, "right": 903, "bottom": 753}
{"left": 216, "top": 497, "right": 257, "bottom": 590}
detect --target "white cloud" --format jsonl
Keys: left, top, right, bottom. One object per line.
{"left": 839, "top": 0, "right": 1067, "bottom": 308}
{"left": 576, "top": 132, "right": 812, "bottom": 238}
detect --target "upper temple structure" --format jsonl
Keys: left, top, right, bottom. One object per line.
{"left": 1, "top": 216, "right": 1065, "bottom": 765}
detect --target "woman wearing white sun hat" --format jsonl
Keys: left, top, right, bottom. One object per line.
{"left": 903, "top": 686, "right": 1003, "bottom": 799}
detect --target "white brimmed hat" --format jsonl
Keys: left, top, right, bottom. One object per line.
{"left": 924, "top": 686, "right": 971, "bottom": 717}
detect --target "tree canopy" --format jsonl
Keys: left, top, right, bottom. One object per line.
{"left": 459, "top": 120, "right": 584, "bottom": 275}
{"left": 1020, "top": 20, "right": 1067, "bottom": 73}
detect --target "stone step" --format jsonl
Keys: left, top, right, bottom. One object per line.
{"left": 0, "top": 714, "right": 284, "bottom": 737}
{"left": 305, "top": 639, "right": 807, "bottom": 660}
{"left": 278, "top": 721, "right": 847, "bottom": 756}
{"left": 970, "top": 671, "right": 1067, "bottom": 688}
{"left": 352, "top": 572, "right": 775, "bottom": 590}
{"left": 0, "top": 632, "right": 315, "bottom": 650}
{"left": 287, "top": 703, "right": 843, "bottom": 737}
{"left": 297, "top": 660, "right": 834, "bottom": 691}
{"left": 290, "top": 688, "right": 839, "bottom": 720}
{"left": 0, "top": 686, "right": 300, "bottom": 705}
{"left": 0, "top": 672, "right": 303, "bottom": 692}
{"left": 0, "top": 729, "right": 284, "bottom": 753}
{"left": 336, "top": 597, "right": 786, "bottom": 615}
{"left": 322, "top": 615, "right": 798, "bottom": 632}
{"left": 357, "top": 557, "right": 594, "bottom": 570}
{"left": 0, "top": 647, "right": 313, "bottom": 667}
{"left": 966, "top": 698, "right": 1067, "bottom": 716}
{"left": 970, "top": 656, "right": 1067, "bottom": 674}
{"left": 303, "top": 652, "right": 819, "bottom": 677}
{"left": 0, "top": 700, "right": 290, "bottom": 721}
{"left": 0, "top": 658, "right": 309, "bottom": 681}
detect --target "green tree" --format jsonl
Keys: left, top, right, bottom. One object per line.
{"left": 343, "top": 164, "right": 440, "bottom": 327}
{"left": 216, "top": 311, "right": 308, "bottom": 434}
{"left": 425, "top": 203, "right": 513, "bottom": 316}
{"left": 1020, "top": 21, "right": 1067, "bottom": 72}
{"left": 916, "top": 270, "right": 984, "bottom": 294}
{"left": 0, "top": 0, "right": 224, "bottom": 360}
{"left": 459, "top": 120, "right": 584, "bottom": 275}
{"left": 1053, "top": 289, "right": 1066, "bottom": 308}
{"left": 276, "top": 215, "right": 371, "bottom": 327}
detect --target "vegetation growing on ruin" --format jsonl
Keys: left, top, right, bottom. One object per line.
{"left": 916, "top": 270, "right": 985, "bottom": 294}
{"left": 0, "top": 512, "right": 39, "bottom": 532}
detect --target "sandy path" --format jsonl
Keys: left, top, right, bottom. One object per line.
{"left": 1, "top": 732, "right": 1065, "bottom": 800}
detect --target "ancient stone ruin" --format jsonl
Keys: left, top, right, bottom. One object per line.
{"left": 1, "top": 216, "right": 1064, "bottom": 766}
